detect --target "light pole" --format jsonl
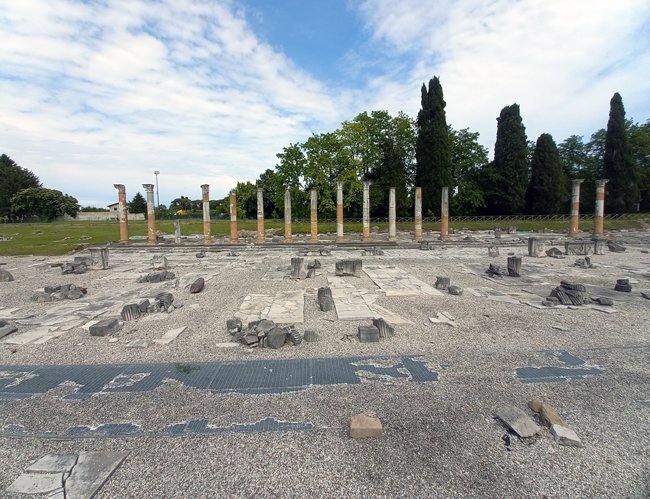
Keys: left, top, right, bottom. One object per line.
{"left": 154, "top": 170, "right": 160, "bottom": 207}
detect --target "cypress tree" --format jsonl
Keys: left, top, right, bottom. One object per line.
{"left": 603, "top": 93, "right": 638, "bottom": 212}
{"left": 525, "top": 133, "right": 567, "bottom": 214}
{"left": 415, "top": 77, "right": 452, "bottom": 215}
{"left": 488, "top": 104, "right": 529, "bottom": 214}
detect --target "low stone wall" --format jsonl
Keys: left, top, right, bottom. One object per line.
{"left": 63, "top": 213, "right": 146, "bottom": 221}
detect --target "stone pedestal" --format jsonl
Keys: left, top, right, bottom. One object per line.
{"left": 593, "top": 238, "right": 605, "bottom": 255}
{"left": 284, "top": 189, "right": 292, "bottom": 242}
{"left": 414, "top": 187, "right": 422, "bottom": 241}
{"left": 528, "top": 237, "right": 545, "bottom": 257}
{"left": 201, "top": 184, "right": 211, "bottom": 242}
{"left": 256, "top": 188, "right": 265, "bottom": 244}
{"left": 388, "top": 187, "right": 396, "bottom": 242}
{"left": 229, "top": 191, "right": 239, "bottom": 243}
{"left": 310, "top": 189, "right": 318, "bottom": 243}
{"left": 113, "top": 184, "right": 128, "bottom": 243}
{"left": 569, "top": 179, "right": 584, "bottom": 237}
{"left": 143, "top": 184, "right": 156, "bottom": 244}
{"left": 89, "top": 247, "right": 109, "bottom": 270}
{"left": 593, "top": 179, "right": 609, "bottom": 236}
{"left": 362, "top": 181, "right": 371, "bottom": 241}
{"left": 336, "top": 182, "right": 344, "bottom": 242}
{"left": 439, "top": 186, "right": 449, "bottom": 240}
{"left": 507, "top": 256, "right": 522, "bottom": 277}
{"left": 494, "top": 226, "right": 501, "bottom": 239}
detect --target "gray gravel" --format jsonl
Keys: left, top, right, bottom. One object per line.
{"left": 0, "top": 228, "right": 648, "bottom": 497}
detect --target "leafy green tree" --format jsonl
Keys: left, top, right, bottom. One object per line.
{"left": 628, "top": 120, "right": 650, "bottom": 211}
{"left": 449, "top": 127, "right": 489, "bottom": 215}
{"left": 80, "top": 206, "right": 109, "bottom": 212}
{"left": 234, "top": 181, "right": 257, "bottom": 219}
{"left": 11, "top": 188, "right": 78, "bottom": 221}
{"left": 366, "top": 136, "right": 409, "bottom": 217}
{"left": 0, "top": 154, "right": 42, "bottom": 218}
{"left": 603, "top": 93, "right": 638, "bottom": 212}
{"left": 525, "top": 134, "right": 567, "bottom": 214}
{"left": 256, "top": 169, "right": 285, "bottom": 218}
{"left": 128, "top": 192, "right": 147, "bottom": 215}
{"left": 558, "top": 134, "right": 601, "bottom": 212}
{"left": 169, "top": 196, "right": 198, "bottom": 212}
{"left": 486, "top": 104, "right": 529, "bottom": 214}
{"left": 415, "top": 77, "right": 452, "bottom": 215}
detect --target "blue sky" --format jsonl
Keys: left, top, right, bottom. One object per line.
{"left": 0, "top": 0, "right": 648, "bottom": 208}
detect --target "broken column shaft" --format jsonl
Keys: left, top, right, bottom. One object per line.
{"left": 256, "top": 188, "right": 265, "bottom": 244}
{"left": 142, "top": 183, "right": 156, "bottom": 244}
{"left": 284, "top": 188, "right": 292, "bottom": 243}
{"left": 388, "top": 187, "right": 396, "bottom": 242}
{"left": 229, "top": 191, "right": 239, "bottom": 243}
{"left": 414, "top": 187, "right": 422, "bottom": 241}
{"left": 201, "top": 184, "right": 211, "bottom": 242}
{"left": 593, "top": 179, "right": 609, "bottom": 236}
{"left": 336, "top": 182, "right": 344, "bottom": 242}
{"left": 113, "top": 184, "right": 128, "bottom": 243}
{"left": 569, "top": 179, "right": 584, "bottom": 238}
{"left": 362, "top": 181, "right": 371, "bottom": 241}
{"left": 440, "top": 186, "right": 449, "bottom": 240}
{"left": 310, "top": 189, "right": 318, "bottom": 242}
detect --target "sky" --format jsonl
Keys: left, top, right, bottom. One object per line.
{"left": 1, "top": 0, "right": 648, "bottom": 208}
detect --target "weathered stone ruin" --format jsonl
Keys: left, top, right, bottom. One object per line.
{"left": 544, "top": 281, "right": 588, "bottom": 306}
{"left": 435, "top": 276, "right": 450, "bottom": 290}
{"left": 289, "top": 257, "right": 305, "bottom": 279}
{"left": 335, "top": 259, "right": 362, "bottom": 277}
{"left": 545, "top": 247, "right": 563, "bottom": 258}
{"left": 614, "top": 278, "right": 632, "bottom": 292}
{"left": 32, "top": 284, "right": 87, "bottom": 302}
{"left": 120, "top": 292, "right": 176, "bottom": 321}
{"left": 488, "top": 246, "right": 499, "bottom": 257}
{"left": 89, "top": 318, "right": 122, "bottom": 337}
{"left": 372, "top": 318, "right": 395, "bottom": 338}
{"left": 137, "top": 271, "right": 175, "bottom": 283}
{"left": 528, "top": 237, "right": 545, "bottom": 257}
{"left": 189, "top": 277, "right": 205, "bottom": 294}
{"left": 226, "top": 318, "right": 302, "bottom": 348}
{"left": 607, "top": 241, "right": 626, "bottom": 253}
{"left": 0, "top": 269, "right": 14, "bottom": 282}
{"left": 486, "top": 263, "right": 503, "bottom": 278}
{"left": 507, "top": 256, "right": 522, "bottom": 277}
{"left": 565, "top": 241, "right": 592, "bottom": 255}
{"left": 358, "top": 324, "right": 380, "bottom": 342}
{"left": 317, "top": 287, "right": 335, "bottom": 311}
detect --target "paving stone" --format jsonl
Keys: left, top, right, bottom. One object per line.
{"left": 5, "top": 471, "right": 64, "bottom": 495}
{"left": 65, "top": 451, "right": 129, "bottom": 499}
{"left": 153, "top": 326, "right": 187, "bottom": 345}
{"left": 89, "top": 318, "right": 122, "bottom": 337}
{"left": 372, "top": 318, "right": 395, "bottom": 338}
{"left": 189, "top": 277, "right": 205, "bottom": 294}
{"left": 137, "top": 271, "right": 175, "bottom": 283}
{"left": 26, "top": 453, "right": 77, "bottom": 473}
{"left": 363, "top": 265, "right": 442, "bottom": 296}
{"left": 358, "top": 325, "right": 380, "bottom": 343}
{"left": 495, "top": 406, "right": 540, "bottom": 438}
{"left": 0, "top": 268, "right": 15, "bottom": 281}
{"left": 125, "top": 339, "right": 149, "bottom": 348}
{"left": 350, "top": 413, "right": 383, "bottom": 438}
{"left": 429, "top": 312, "right": 458, "bottom": 327}
{"left": 0, "top": 323, "right": 18, "bottom": 339}
{"left": 335, "top": 259, "right": 362, "bottom": 277}
{"left": 551, "top": 424, "right": 583, "bottom": 447}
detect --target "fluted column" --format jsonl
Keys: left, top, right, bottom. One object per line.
{"left": 229, "top": 191, "right": 239, "bottom": 243}
{"left": 593, "top": 179, "right": 609, "bottom": 236}
{"left": 414, "top": 187, "right": 422, "bottom": 241}
{"left": 310, "top": 189, "right": 318, "bottom": 243}
{"left": 439, "top": 186, "right": 449, "bottom": 241}
{"left": 388, "top": 187, "right": 396, "bottom": 242}
{"left": 284, "top": 189, "right": 292, "bottom": 243}
{"left": 569, "top": 179, "right": 584, "bottom": 238}
{"left": 201, "top": 184, "right": 211, "bottom": 242}
{"left": 142, "top": 184, "right": 156, "bottom": 244}
{"left": 256, "top": 188, "right": 265, "bottom": 244}
{"left": 336, "top": 182, "right": 344, "bottom": 242}
{"left": 362, "top": 181, "right": 371, "bottom": 241}
{"left": 113, "top": 184, "right": 128, "bottom": 243}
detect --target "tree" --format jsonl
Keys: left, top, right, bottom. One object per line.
{"left": 525, "top": 134, "right": 567, "bottom": 214}
{"left": 628, "top": 120, "right": 650, "bottom": 211}
{"left": 128, "top": 192, "right": 147, "bottom": 215}
{"left": 486, "top": 104, "right": 529, "bottom": 214}
{"left": 449, "top": 127, "right": 489, "bottom": 215}
{"left": 415, "top": 77, "right": 452, "bottom": 215}
{"left": 11, "top": 188, "right": 78, "bottom": 221}
{"left": 0, "top": 154, "right": 42, "bottom": 218}
{"left": 603, "top": 93, "right": 638, "bottom": 212}
{"left": 234, "top": 181, "right": 257, "bottom": 218}
{"left": 366, "top": 136, "right": 409, "bottom": 217}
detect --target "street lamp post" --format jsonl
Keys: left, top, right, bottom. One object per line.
{"left": 154, "top": 170, "right": 160, "bottom": 208}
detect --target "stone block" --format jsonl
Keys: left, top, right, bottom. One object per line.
{"left": 358, "top": 325, "right": 380, "bottom": 343}
{"left": 540, "top": 404, "right": 565, "bottom": 427}
{"left": 189, "top": 277, "right": 205, "bottom": 294}
{"left": 226, "top": 319, "right": 242, "bottom": 335}
{"left": 592, "top": 238, "right": 605, "bottom": 255}
{"left": 335, "top": 259, "right": 362, "bottom": 277}
{"left": 120, "top": 304, "right": 141, "bottom": 321}
{"left": 488, "top": 246, "right": 499, "bottom": 257}
{"left": 303, "top": 330, "right": 319, "bottom": 342}
{"left": 89, "top": 318, "right": 122, "bottom": 337}
{"left": 372, "top": 318, "right": 395, "bottom": 338}
{"left": 317, "top": 287, "right": 334, "bottom": 312}
{"left": 89, "top": 247, "right": 110, "bottom": 269}
{"left": 494, "top": 226, "right": 501, "bottom": 239}
{"left": 0, "top": 323, "right": 18, "bottom": 339}
{"left": 565, "top": 241, "right": 592, "bottom": 255}
{"left": 31, "top": 291, "right": 52, "bottom": 302}
{"left": 435, "top": 276, "right": 450, "bottom": 290}
{"left": 152, "top": 255, "right": 168, "bottom": 270}
{"left": 607, "top": 241, "right": 626, "bottom": 253}
{"left": 74, "top": 256, "right": 92, "bottom": 266}
{"left": 546, "top": 247, "right": 564, "bottom": 258}
{"left": 266, "top": 327, "right": 287, "bottom": 349}
{"left": 448, "top": 285, "right": 463, "bottom": 296}
{"left": 507, "top": 256, "right": 522, "bottom": 277}
{"left": 289, "top": 257, "right": 305, "bottom": 279}
{"left": 551, "top": 424, "right": 583, "bottom": 447}
{"left": 528, "top": 238, "right": 545, "bottom": 257}
{"left": 594, "top": 297, "right": 613, "bottom": 306}
{"left": 495, "top": 406, "right": 540, "bottom": 438}
{"left": 350, "top": 413, "right": 383, "bottom": 438}
{"left": 138, "top": 300, "right": 150, "bottom": 312}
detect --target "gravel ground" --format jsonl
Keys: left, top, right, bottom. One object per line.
{"left": 0, "top": 229, "right": 648, "bottom": 497}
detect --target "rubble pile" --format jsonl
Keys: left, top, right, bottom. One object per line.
{"left": 137, "top": 271, "right": 175, "bottom": 283}
{"left": 32, "top": 284, "right": 87, "bottom": 302}
{"left": 120, "top": 292, "right": 176, "bottom": 321}
{"left": 226, "top": 318, "right": 302, "bottom": 348}
{"left": 544, "top": 281, "right": 588, "bottom": 306}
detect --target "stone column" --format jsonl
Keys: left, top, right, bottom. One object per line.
{"left": 113, "top": 184, "right": 128, "bottom": 243}
{"left": 256, "top": 188, "right": 265, "bottom": 244}
{"left": 174, "top": 219, "right": 181, "bottom": 243}
{"left": 336, "top": 182, "right": 344, "bottom": 242}
{"left": 229, "top": 191, "right": 239, "bottom": 243}
{"left": 440, "top": 186, "right": 449, "bottom": 240}
{"left": 201, "top": 184, "right": 211, "bottom": 242}
{"left": 388, "top": 187, "right": 396, "bottom": 242}
{"left": 284, "top": 189, "right": 292, "bottom": 243}
{"left": 569, "top": 179, "right": 584, "bottom": 238}
{"left": 593, "top": 179, "right": 609, "bottom": 236}
{"left": 142, "top": 183, "right": 156, "bottom": 244}
{"left": 362, "top": 181, "right": 371, "bottom": 241}
{"left": 310, "top": 189, "right": 318, "bottom": 243}
{"left": 414, "top": 187, "right": 422, "bottom": 241}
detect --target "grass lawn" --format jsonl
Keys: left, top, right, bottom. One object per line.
{"left": 0, "top": 215, "right": 647, "bottom": 256}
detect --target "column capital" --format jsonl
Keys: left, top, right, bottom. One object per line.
{"left": 142, "top": 183, "right": 154, "bottom": 192}
{"left": 597, "top": 179, "right": 609, "bottom": 187}
{"left": 201, "top": 184, "right": 209, "bottom": 193}
{"left": 113, "top": 184, "right": 125, "bottom": 192}
{"left": 571, "top": 178, "right": 584, "bottom": 186}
